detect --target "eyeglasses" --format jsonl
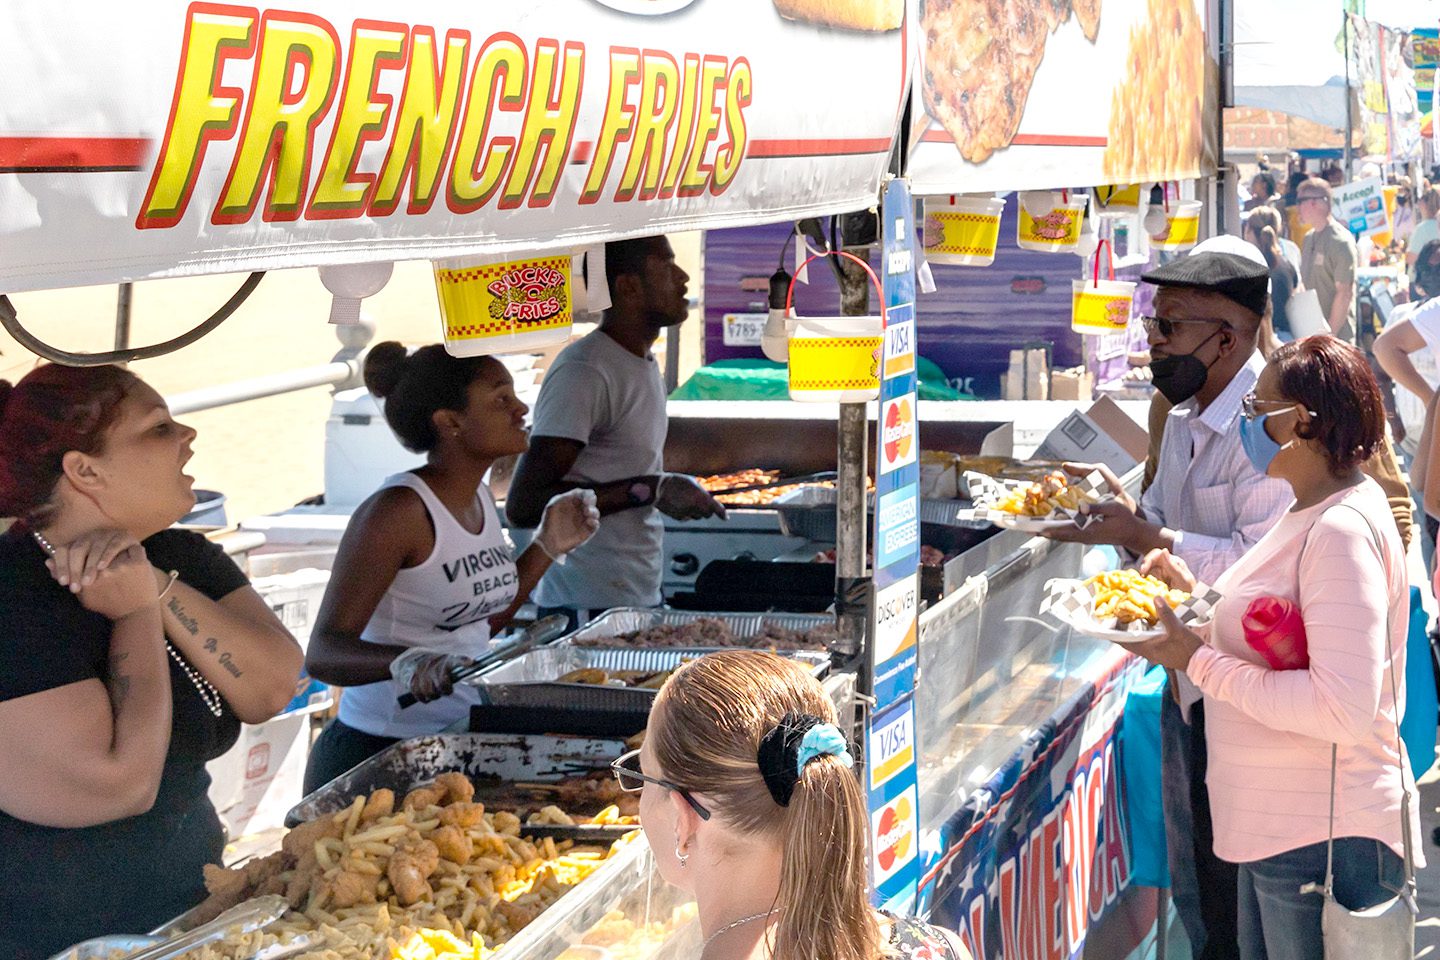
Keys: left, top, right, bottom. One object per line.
{"left": 1296, "top": 195, "right": 1329, "bottom": 206}
{"left": 611, "top": 748, "right": 712, "bottom": 820}
{"left": 1140, "top": 315, "right": 1230, "bottom": 338}
{"left": 1241, "top": 393, "right": 1304, "bottom": 420}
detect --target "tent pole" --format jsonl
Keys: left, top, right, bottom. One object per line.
{"left": 1344, "top": 12, "right": 1354, "bottom": 174}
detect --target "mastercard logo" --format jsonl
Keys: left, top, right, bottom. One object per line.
{"left": 875, "top": 795, "right": 914, "bottom": 872}
{"left": 883, "top": 398, "right": 914, "bottom": 465}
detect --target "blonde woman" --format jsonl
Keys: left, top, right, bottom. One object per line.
{"left": 614, "top": 650, "right": 971, "bottom": 960}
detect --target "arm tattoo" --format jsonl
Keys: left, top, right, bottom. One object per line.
{"left": 166, "top": 597, "right": 199, "bottom": 636}
{"left": 202, "top": 637, "right": 243, "bottom": 678}
{"left": 107, "top": 651, "right": 132, "bottom": 709}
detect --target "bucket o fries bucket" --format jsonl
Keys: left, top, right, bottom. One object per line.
{"left": 435, "top": 254, "right": 575, "bottom": 357}
{"left": 1150, "top": 199, "right": 1202, "bottom": 251}
{"left": 1092, "top": 183, "right": 1143, "bottom": 217}
{"left": 785, "top": 251, "right": 885, "bottom": 403}
{"left": 1071, "top": 239, "right": 1135, "bottom": 335}
{"left": 1017, "top": 195, "right": 1088, "bottom": 253}
{"left": 922, "top": 195, "right": 1005, "bottom": 266}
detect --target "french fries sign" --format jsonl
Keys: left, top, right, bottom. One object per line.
{"left": 0, "top": 0, "right": 905, "bottom": 291}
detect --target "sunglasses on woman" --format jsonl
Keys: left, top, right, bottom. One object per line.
{"left": 611, "top": 748, "right": 712, "bottom": 820}
{"left": 1241, "top": 393, "right": 1307, "bottom": 420}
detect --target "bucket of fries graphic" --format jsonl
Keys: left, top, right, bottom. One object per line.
{"left": 1071, "top": 240, "right": 1136, "bottom": 335}
{"left": 434, "top": 254, "right": 575, "bottom": 357}
{"left": 923, "top": 195, "right": 1005, "bottom": 266}
{"left": 1150, "top": 199, "right": 1202, "bottom": 252}
{"left": 1017, "top": 195, "right": 1088, "bottom": 253}
{"left": 784, "top": 250, "right": 885, "bottom": 403}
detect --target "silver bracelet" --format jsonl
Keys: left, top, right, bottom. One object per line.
{"left": 157, "top": 570, "right": 180, "bottom": 600}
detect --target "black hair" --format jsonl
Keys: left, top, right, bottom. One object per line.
{"left": 603, "top": 236, "right": 667, "bottom": 300}
{"left": 363, "top": 342, "right": 501, "bottom": 453}
{"left": 1417, "top": 240, "right": 1440, "bottom": 300}
{"left": 1251, "top": 171, "right": 1277, "bottom": 197}
{"left": 1272, "top": 336, "right": 1385, "bottom": 476}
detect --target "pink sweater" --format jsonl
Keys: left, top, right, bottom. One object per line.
{"left": 1187, "top": 480, "right": 1424, "bottom": 865}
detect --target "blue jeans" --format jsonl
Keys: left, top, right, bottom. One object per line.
{"left": 1236, "top": 836, "right": 1405, "bottom": 960}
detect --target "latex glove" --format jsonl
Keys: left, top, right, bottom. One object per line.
{"left": 390, "top": 647, "right": 473, "bottom": 703}
{"left": 535, "top": 489, "right": 601, "bottom": 563}
{"left": 655, "top": 473, "right": 727, "bottom": 521}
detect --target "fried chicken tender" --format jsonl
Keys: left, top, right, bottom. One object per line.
{"left": 434, "top": 772, "right": 476, "bottom": 804}
{"left": 402, "top": 785, "right": 445, "bottom": 813}
{"left": 491, "top": 811, "right": 522, "bottom": 837}
{"left": 497, "top": 898, "right": 545, "bottom": 930}
{"left": 282, "top": 814, "right": 343, "bottom": 858}
{"left": 326, "top": 868, "right": 380, "bottom": 908}
{"left": 433, "top": 824, "right": 475, "bottom": 864}
{"left": 439, "top": 801, "right": 487, "bottom": 828}
{"left": 388, "top": 832, "right": 441, "bottom": 906}
{"left": 361, "top": 788, "right": 395, "bottom": 822}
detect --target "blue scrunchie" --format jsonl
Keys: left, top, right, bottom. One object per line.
{"left": 796, "top": 723, "right": 855, "bottom": 774}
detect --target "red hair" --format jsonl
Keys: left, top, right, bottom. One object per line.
{"left": 0, "top": 364, "right": 141, "bottom": 521}
{"left": 1270, "top": 336, "right": 1385, "bottom": 476}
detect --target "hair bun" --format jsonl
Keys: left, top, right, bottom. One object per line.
{"left": 363, "top": 341, "right": 409, "bottom": 399}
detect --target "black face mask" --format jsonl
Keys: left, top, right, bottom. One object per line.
{"left": 1150, "top": 327, "right": 1223, "bottom": 404}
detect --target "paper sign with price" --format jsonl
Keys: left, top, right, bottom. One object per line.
{"left": 722, "top": 313, "right": 767, "bottom": 347}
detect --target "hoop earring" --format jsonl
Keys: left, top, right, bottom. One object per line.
{"left": 675, "top": 842, "right": 689, "bottom": 868}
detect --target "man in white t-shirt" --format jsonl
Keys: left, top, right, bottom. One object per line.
{"left": 506, "top": 237, "right": 725, "bottom": 627}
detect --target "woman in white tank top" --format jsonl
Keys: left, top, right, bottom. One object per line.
{"left": 303, "top": 344, "right": 598, "bottom": 793}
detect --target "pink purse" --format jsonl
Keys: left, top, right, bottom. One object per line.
{"left": 1242, "top": 596, "right": 1309, "bottom": 670}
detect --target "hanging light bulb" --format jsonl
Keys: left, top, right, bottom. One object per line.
{"left": 1142, "top": 184, "right": 1169, "bottom": 236}
{"left": 1021, "top": 190, "right": 1059, "bottom": 218}
{"left": 319, "top": 262, "right": 394, "bottom": 324}
{"left": 761, "top": 266, "right": 792, "bottom": 362}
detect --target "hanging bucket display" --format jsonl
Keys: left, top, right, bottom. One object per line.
{"left": 1017, "top": 192, "right": 1088, "bottom": 253}
{"left": 1071, "top": 239, "right": 1136, "bottom": 335}
{"left": 785, "top": 250, "right": 885, "bottom": 403}
{"left": 435, "top": 253, "right": 575, "bottom": 357}
{"left": 1149, "top": 192, "right": 1202, "bottom": 252}
{"left": 1091, "top": 183, "right": 1143, "bottom": 218}
{"left": 922, "top": 195, "right": 1005, "bottom": 266}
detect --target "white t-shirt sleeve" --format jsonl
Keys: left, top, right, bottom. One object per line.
{"left": 530, "top": 361, "right": 608, "bottom": 445}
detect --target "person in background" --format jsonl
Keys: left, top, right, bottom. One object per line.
{"left": 1375, "top": 240, "right": 1440, "bottom": 566}
{"left": 1135, "top": 337, "right": 1422, "bottom": 960}
{"left": 1244, "top": 171, "right": 1278, "bottom": 213}
{"left": 0, "top": 364, "right": 302, "bottom": 958}
{"left": 303, "top": 345, "right": 599, "bottom": 793}
{"left": 1282, "top": 170, "right": 1314, "bottom": 246}
{"left": 1406, "top": 187, "right": 1440, "bottom": 294}
{"left": 508, "top": 237, "right": 725, "bottom": 630}
{"left": 619, "top": 649, "right": 972, "bottom": 960}
{"left": 1246, "top": 207, "right": 1300, "bottom": 341}
{"left": 1296, "top": 178, "right": 1359, "bottom": 342}
{"left": 1044, "top": 251, "right": 1293, "bottom": 960}
{"left": 1392, "top": 177, "right": 1417, "bottom": 248}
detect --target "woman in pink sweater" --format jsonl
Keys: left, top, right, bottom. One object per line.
{"left": 1136, "top": 336, "right": 1421, "bottom": 960}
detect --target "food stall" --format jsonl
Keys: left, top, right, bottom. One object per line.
{"left": 1, "top": 0, "right": 1220, "bottom": 956}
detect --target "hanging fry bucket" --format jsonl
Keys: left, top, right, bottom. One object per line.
{"left": 922, "top": 195, "right": 1005, "bottom": 266}
{"left": 1150, "top": 199, "right": 1202, "bottom": 252}
{"left": 1092, "top": 183, "right": 1143, "bottom": 218}
{"left": 785, "top": 251, "right": 885, "bottom": 403}
{"left": 1017, "top": 192, "right": 1088, "bottom": 253}
{"left": 1071, "top": 239, "right": 1135, "bottom": 335}
{"left": 435, "top": 253, "right": 575, "bottom": 357}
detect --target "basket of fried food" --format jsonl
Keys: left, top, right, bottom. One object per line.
{"left": 1040, "top": 569, "right": 1221, "bottom": 642}
{"left": 164, "top": 772, "right": 638, "bottom": 960}
{"left": 956, "top": 469, "right": 1108, "bottom": 531}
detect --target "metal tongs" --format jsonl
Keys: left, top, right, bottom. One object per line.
{"left": 120, "top": 895, "right": 288, "bottom": 960}
{"left": 396, "top": 614, "right": 570, "bottom": 709}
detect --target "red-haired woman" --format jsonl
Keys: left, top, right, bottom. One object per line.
{"left": 614, "top": 650, "right": 972, "bottom": 960}
{"left": 0, "top": 364, "right": 303, "bottom": 958}
{"left": 1135, "top": 337, "right": 1421, "bottom": 960}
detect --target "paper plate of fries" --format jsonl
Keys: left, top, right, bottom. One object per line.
{"left": 956, "top": 469, "right": 1109, "bottom": 531}
{"left": 1040, "top": 569, "right": 1222, "bottom": 642}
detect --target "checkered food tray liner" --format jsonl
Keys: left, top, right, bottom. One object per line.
{"left": 954, "top": 469, "right": 1111, "bottom": 530}
{"left": 1040, "top": 576, "right": 1222, "bottom": 642}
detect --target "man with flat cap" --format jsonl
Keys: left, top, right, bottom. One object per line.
{"left": 1044, "top": 249, "right": 1291, "bottom": 960}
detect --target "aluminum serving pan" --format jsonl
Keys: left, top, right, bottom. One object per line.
{"left": 284, "top": 732, "right": 630, "bottom": 828}
{"left": 472, "top": 643, "right": 830, "bottom": 714}
{"left": 770, "top": 485, "right": 986, "bottom": 540}
{"left": 566, "top": 608, "right": 836, "bottom": 647}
